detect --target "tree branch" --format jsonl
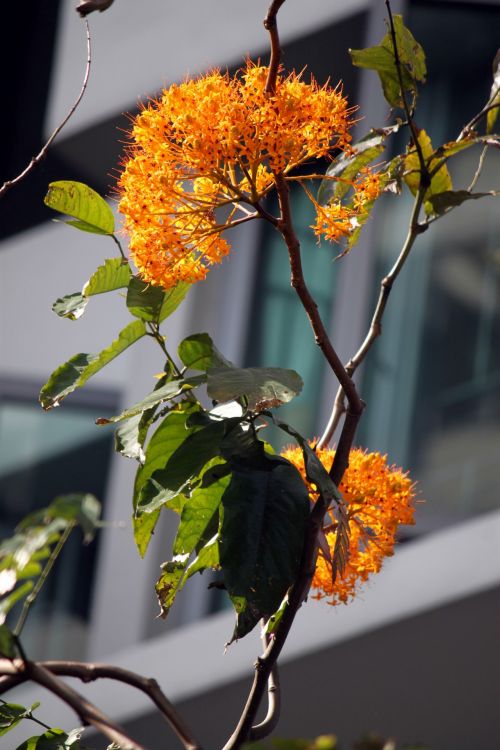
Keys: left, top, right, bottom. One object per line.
{"left": 0, "top": 659, "right": 202, "bottom": 750}
{"left": 263, "top": 0, "right": 286, "bottom": 94}
{"left": 0, "top": 660, "right": 146, "bottom": 750}
{"left": 248, "top": 632, "right": 281, "bottom": 742}
{"left": 318, "top": 187, "right": 426, "bottom": 447}
{"left": 0, "top": 19, "right": 92, "bottom": 200}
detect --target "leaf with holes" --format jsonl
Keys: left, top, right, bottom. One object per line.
{"left": 44, "top": 181, "right": 114, "bottom": 235}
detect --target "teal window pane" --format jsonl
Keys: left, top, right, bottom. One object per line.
{"left": 360, "top": 1, "right": 500, "bottom": 532}
{"left": 0, "top": 392, "right": 116, "bottom": 658}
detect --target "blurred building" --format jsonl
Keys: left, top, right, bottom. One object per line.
{"left": 1, "top": 1, "right": 500, "bottom": 748}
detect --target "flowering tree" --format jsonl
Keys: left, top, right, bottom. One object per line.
{"left": 0, "top": 1, "right": 499, "bottom": 748}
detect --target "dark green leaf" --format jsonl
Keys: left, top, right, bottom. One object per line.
{"left": 427, "top": 189, "right": 494, "bottom": 216}
{"left": 44, "top": 181, "right": 114, "bottom": 235}
{"left": 487, "top": 50, "right": 500, "bottom": 134}
{"left": 350, "top": 15, "right": 426, "bottom": 109}
{"left": 220, "top": 456, "right": 310, "bottom": 642}
{"left": 178, "top": 333, "right": 233, "bottom": 371}
{"left": 0, "top": 625, "right": 17, "bottom": 659}
{"left": 207, "top": 367, "right": 303, "bottom": 411}
{"left": 40, "top": 320, "right": 146, "bottom": 409}
{"left": 126, "top": 276, "right": 165, "bottom": 322}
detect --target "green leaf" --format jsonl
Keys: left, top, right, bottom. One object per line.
{"left": 47, "top": 494, "right": 101, "bottom": 543}
{"left": 114, "top": 413, "right": 146, "bottom": 463}
{"left": 185, "top": 536, "right": 220, "bottom": 579}
{"left": 207, "top": 367, "right": 303, "bottom": 411}
{"left": 126, "top": 276, "right": 165, "bottom": 322}
{"left": 427, "top": 189, "right": 494, "bottom": 216}
{"left": 0, "top": 625, "right": 17, "bottom": 659}
{"left": 487, "top": 50, "right": 500, "bottom": 134}
{"left": 138, "top": 419, "right": 234, "bottom": 514}
{"left": 14, "top": 727, "right": 76, "bottom": 750}
{"left": 156, "top": 464, "right": 230, "bottom": 617}
{"left": 40, "top": 320, "right": 146, "bottom": 409}
{"left": 404, "top": 129, "right": 452, "bottom": 216}
{"left": 0, "top": 702, "right": 29, "bottom": 736}
{"left": 44, "top": 181, "right": 114, "bottom": 235}
{"left": 0, "top": 582, "right": 34, "bottom": 624}
{"left": 318, "top": 126, "right": 398, "bottom": 205}
{"left": 158, "top": 282, "right": 191, "bottom": 322}
{"left": 178, "top": 333, "right": 233, "bottom": 371}
{"left": 132, "top": 403, "right": 199, "bottom": 556}
{"left": 98, "top": 375, "right": 206, "bottom": 424}
{"left": 220, "top": 455, "right": 309, "bottom": 642}
{"left": 52, "top": 294, "right": 87, "bottom": 321}
{"left": 84, "top": 258, "right": 131, "bottom": 296}
{"left": 350, "top": 15, "right": 426, "bottom": 108}
{"left": 52, "top": 259, "right": 131, "bottom": 321}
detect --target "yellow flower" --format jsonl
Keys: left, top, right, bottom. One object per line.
{"left": 281, "top": 445, "right": 416, "bottom": 604}
{"left": 118, "top": 62, "right": 353, "bottom": 289}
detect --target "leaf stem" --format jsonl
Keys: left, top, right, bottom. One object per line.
{"left": 14, "top": 524, "right": 74, "bottom": 639}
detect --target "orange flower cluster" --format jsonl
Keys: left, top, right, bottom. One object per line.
{"left": 281, "top": 445, "right": 415, "bottom": 604}
{"left": 119, "top": 62, "right": 373, "bottom": 290}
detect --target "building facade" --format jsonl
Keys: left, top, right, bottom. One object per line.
{"left": 2, "top": 1, "right": 500, "bottom": 748}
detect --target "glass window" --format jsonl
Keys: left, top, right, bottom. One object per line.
{"left": 0, "top": 382, "right": 117, "bottom": 658}
{"left": 359, "top": 1, "right": 500, "bottom": 532}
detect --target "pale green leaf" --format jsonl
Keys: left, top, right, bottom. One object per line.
{"left": 44, "top": 181, "right": 114, "bottom": 235}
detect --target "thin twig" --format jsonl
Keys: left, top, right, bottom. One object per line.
{"left": 0, "top": 660, "right": 146, "bottom": 750}
{"left": 14, "top": 524, "right": 74, "bottom": 638}
{"left": 248, "top": 632, "right": 281, "bottom": 741}
{"left": 0, "top": 20, "right": 92, "bottom": 199}
{"left": 318, "top": 187, "right": 426, "bottom": 447}
{"left": 384, "top": 0, "right": 429, "bottom": 187}
{"left": 468, "top": 145, "right": 488, "bottom": 191}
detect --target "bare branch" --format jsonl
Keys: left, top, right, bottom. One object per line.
{"left": 0, "top": 660, "right": 146, "bottom": 750}
{"left": 0, "top": 19, "right": 92, "bottom": 200}
{"left": 248, "top": 632, "right": 281, "bottom": 741}
{"left": 0, "top": 659, "right": 202, "bottom": 750}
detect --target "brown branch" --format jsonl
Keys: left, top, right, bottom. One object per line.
{"left": 248, "top": 632, "right": 281, "bottom": 742}
{"left": 318, "top": 187, "right": 427, "bottom": 447}
{"left": 263, "top": 0, "right": 286, "bottom": 94}
{"left": 0, "top": 660, "right": 146, "bottom": 750}
{"left": 0, "top": 19, "right": 92, "bottom": 200}
{"left": 0, "top": 659, "right": 202, "bottom": 750}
